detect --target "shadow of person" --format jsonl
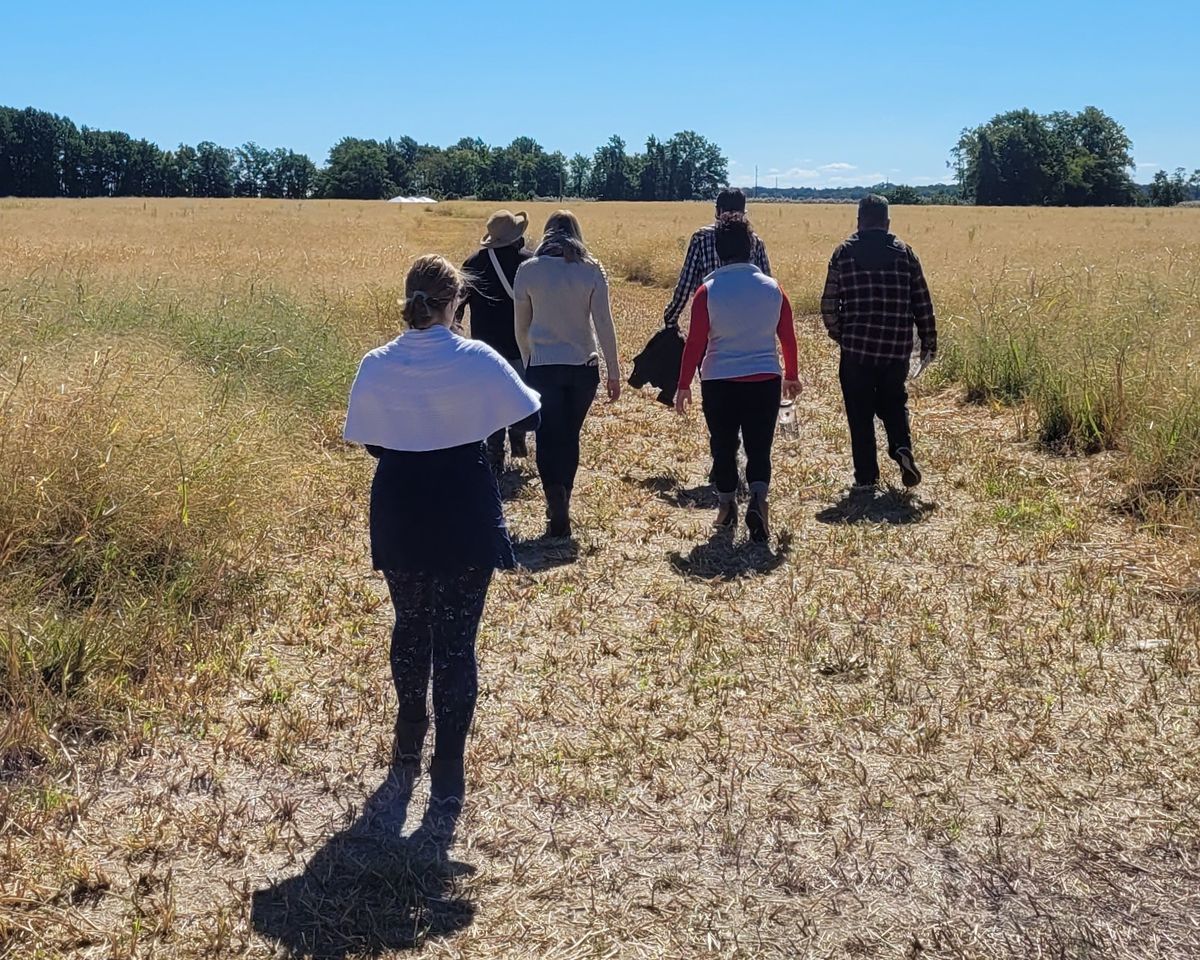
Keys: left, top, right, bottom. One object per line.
{"left": 669, "top": 530, "right": 793, "bottom": 581}
{"left": 816, "top": 487, "right": 936, "bottom": 526}
{"left": 628, "top": 474, "right": 722, "bottom": 509}
{"left": 512, "top": 535, "right": 581, "bottom": 572}
{"left": 496, "top": 466, "right": 530, "bottom": 502}
{"left": 250, "top": 779, "right": 476, "bottom": 959}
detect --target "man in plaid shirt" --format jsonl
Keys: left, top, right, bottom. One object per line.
{"left": 821, "top": 194, "right": 937, "bottom": 490}
{"left": 663, "top": 188, "right": 771, "bottom": 328}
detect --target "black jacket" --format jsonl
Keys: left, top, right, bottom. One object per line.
{"left": 457, "top": 244, "right": 532, "bottom": 363}
{"left": 628, "top": 327, "right": 685, "bottom": 406}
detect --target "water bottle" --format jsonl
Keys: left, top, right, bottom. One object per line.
{"left": 778, "top": 400, "right": 798, "bottom": 439}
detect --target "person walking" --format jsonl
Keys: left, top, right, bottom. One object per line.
{"left": 820, "top": 194, "right": 937, "bottom": 491}
{"left": 662, "top": 187, "right": 772, "bottom": 330}
{"left": 674, "top": 213, "right": 800, "bottom": 542}
{"left": 514, "top": 210, "right": 621, "bottom": 538}
{"left": 344, "top": 254, "right": 541, "bottom": 840}
{"left": 456, "top": 210, "right": 534, "bottom": 474}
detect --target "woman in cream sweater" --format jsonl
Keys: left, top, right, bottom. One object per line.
{"left": 514, "top": 210, "right": 621, "bottom": 538}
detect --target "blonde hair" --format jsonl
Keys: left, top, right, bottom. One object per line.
{"left": 403, "top": 254, "right": 465, "bottom": 329}
{"left": 536, "top": 210, "right": 595, "bottom": 264}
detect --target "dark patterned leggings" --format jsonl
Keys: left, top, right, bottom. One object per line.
{"left": 382, "top": 567, "right": 492, "bottom": 776}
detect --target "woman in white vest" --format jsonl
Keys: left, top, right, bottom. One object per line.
{"left": 674, "top": 213, "right": 801, "bottom": 542}
{"left": 344, "top": 254, "right": 541, "bottom": 842}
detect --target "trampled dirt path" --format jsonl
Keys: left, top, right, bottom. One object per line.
{"left": 7, "top": 318, "right": 1200, "bottom": 959}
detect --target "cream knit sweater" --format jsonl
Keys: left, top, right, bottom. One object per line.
{"left": 513, "top": 255, "right": 621, "bottom": 378}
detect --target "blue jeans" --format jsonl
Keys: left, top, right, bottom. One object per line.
{"left": 525, "top": 363, "right": 599, "bottom": 490}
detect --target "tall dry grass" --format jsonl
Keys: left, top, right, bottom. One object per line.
{"left": 1, "top": 198, "right": 1197, "bottom": 764}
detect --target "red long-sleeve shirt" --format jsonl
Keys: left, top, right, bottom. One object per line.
{"left": 679, "top": 281, "right": 798, "bottom": 386}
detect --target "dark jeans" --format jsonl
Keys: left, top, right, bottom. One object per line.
{"left": 700, "top": 378, "right": 782, "bottom": 496}
{"left": 525, "top": 362, "right": 599, "bottom": 490}
{"left": 382, "top": 567, "right": 492, "bottom": 794}
{"left": 838, "top": 353, "right": 912, "bottom": 485}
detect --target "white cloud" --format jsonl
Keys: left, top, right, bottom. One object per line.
{"left": 820, "top": 162, "right": 856, "bottom": 171}
{"left": 1134, "top": 160, "right": 1160, "bottom": 170}
{"left": 828, "top": 172, "right": 884, "bottom": 185}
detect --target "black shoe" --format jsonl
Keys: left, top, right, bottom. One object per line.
{"left": 545, "top": 485, "right": 571, "bottom": 538}
{"left": 745, "top": 494, "right": 769, "bottom": 543}
{"left": 894, "top": 448, "right": 922, "bottom": 488}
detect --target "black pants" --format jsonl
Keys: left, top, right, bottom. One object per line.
{"left": 700, "top": 378, "right": 781, "bottom": 496}
{"left": 838, "top": 353, "right": 912, "bottom": 485}
{"left": 525, "top": 363, "right": 599, "bottom": 490}
{"left": 487, "top": 352, "right": 530, "bottom": 462}
{"left": 382, "top": 567, "right": 492, "bottom": 790}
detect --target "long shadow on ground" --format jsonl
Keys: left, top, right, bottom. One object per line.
{"left": 629, "top": 474, "right": 722, "bottom": 510}
{"left": 251, "top": 780, "right": 475, "bottom": 959}
{"left": 669, "top": 530, "right": 793, "bottom": 581}
{"left": 512, "top": 536, "right": 582, "bottom": 572}
{"left": 816, "top": 487, "right": 936, "bottom": 526}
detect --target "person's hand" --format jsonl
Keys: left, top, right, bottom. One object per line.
{"left": 674, "top": 387, "right": 692, "bottom": 415}
{"left": 783, "top": 379, "right": 802, "bottom": 401}
{"left": 607, "top": 378, "right": 622, "bottom": 403}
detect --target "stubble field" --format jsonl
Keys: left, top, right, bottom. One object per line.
{"left": 1, "top": 198, "right": 1199, "bottom": 959}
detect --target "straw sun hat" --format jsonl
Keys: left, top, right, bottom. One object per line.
{"left": 480, "top": 210, "right": 529, "bottom": 249}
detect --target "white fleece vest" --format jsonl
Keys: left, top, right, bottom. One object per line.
{"left": 700, "top": 263, "right": 784, "bottom": 381}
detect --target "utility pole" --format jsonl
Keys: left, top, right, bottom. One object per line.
{"left": 754, "top": 165, "right": 758, "bottom": 199}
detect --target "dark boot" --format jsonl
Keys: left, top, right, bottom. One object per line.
{"left": 545, "top": 485, "right": 571, "bottom": 538}
{"left": 509, "top": 431, "right": 528, "bottom": 458}
{"left": 392, "top": 717, "right": 429, "bottom": 794}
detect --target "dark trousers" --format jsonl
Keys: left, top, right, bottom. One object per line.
{"left": 487, "top": 352, "right": 530, "bottom": 462}
{"left": 383, "top": 567, "right": 492, "bottom": 793}
{"left": 525, "top": 363, "right": 599, "bottom": 490}
{"left": 838, "top": 353, "right": 912, "bottom": 485}
{"left": 700, "top": 378, "right": 782, "bottom": 495}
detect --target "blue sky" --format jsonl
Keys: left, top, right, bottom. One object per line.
{"left": 2, "top": 0, "right": 1195, "bottom": 187}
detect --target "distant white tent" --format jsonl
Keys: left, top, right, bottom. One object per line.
{"left": 387, "top": 196, "right": 437, "bottom": 204}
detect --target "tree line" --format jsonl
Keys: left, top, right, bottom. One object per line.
{"left": 951, "top": 106, "right": 1198, "bottom": 207}
{"left": 0, "top": 105, "right": 728, "bottom": 202}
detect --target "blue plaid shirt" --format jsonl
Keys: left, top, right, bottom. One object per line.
{"left": 663, "top": 224, "right": 771, "bottom": 327}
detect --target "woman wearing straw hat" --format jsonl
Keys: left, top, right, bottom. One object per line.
{"left": 457, "top": 210, "right": 534, "bottom": 475}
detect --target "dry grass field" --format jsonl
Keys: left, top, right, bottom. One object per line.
{"left": 2, "top": 198, "right": 1199, "bottom": 959}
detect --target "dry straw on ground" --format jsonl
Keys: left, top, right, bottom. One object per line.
{"left": 1, "top": 198, "right": 1199, "bottom": 959}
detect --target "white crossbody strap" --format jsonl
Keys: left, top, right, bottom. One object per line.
{"left": 488, "top": 248, "right": 515, "bottom": 300}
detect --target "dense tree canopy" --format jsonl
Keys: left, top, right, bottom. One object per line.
{"left": 951, "top": 107, "right": 1138, "bottom": 205}
{"left": 0, "top": 105, "right": 730, "bottom": 202}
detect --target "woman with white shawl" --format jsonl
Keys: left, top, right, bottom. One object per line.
{"left": 344, "top": 254, "right": 540, "bottom": 842}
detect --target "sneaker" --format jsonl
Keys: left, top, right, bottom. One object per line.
{"left": 894, "top": 448, "right": 922, "bottom": 488}
{"left": 745, "top": 494, "right": 769, "bottom": 543}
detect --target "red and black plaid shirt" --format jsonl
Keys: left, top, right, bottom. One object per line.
{"left": 820, "top": 230, "right": 937, "bottom": 364}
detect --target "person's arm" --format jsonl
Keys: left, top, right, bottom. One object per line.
{"left": 909, "top": 248, "right": 937, "bottom": 359}
{"left": 754, "top": 235, "right": 772, "bottom": 277}
{"left": 590, "top": 264, "right": 622, "bottom": 391}
{"left": 677, "top": 285, "right": 710, "bottom": 388}
{"left": 776, "top": 291, "right": 799, "bottom": 381}
{"left": 365, "top": 444, "right": 387, "bottom": 459}
{"left": 819, "top": 253, "right": 842, "bottom": 344}
{"left": 513, "top": 264, "right": 533, "bottom": 367}
{"left": 662, "top": 232, "right": 704, "bottom": 328}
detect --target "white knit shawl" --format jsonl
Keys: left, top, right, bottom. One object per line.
{"left": 344, "top": 325, "right": 541, "bottom": 452}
